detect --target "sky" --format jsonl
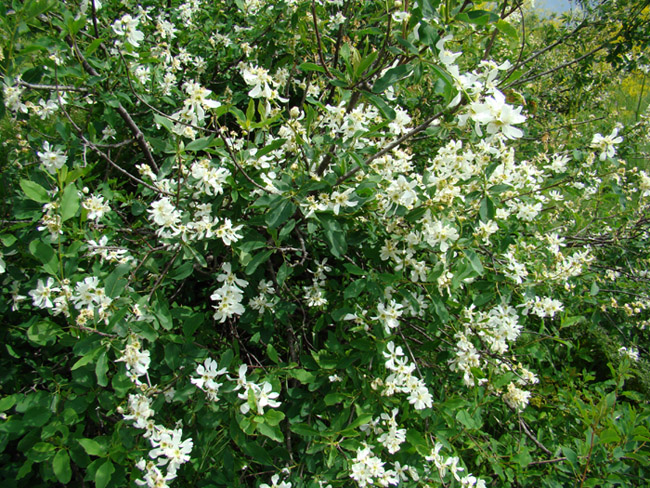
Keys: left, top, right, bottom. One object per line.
{"left": 537, "top": 0, "right": 574, "bottom": 13}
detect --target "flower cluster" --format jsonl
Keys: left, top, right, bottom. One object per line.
{"left": 303, "top": 259, "right": 330, "bottom": 307}
{"left": 190, "top": 358, "right": 227, "bottom": 401}
{"left": 210, "top": 263, "right": 248, "bottom": 322}
{"left": 117, "top": 335, "right": 151, "bottom": 385}
{"left": 123, "top": 400, "right": 193, "bottom": 488}
{"left": 521, "top": 296, "right": 564, "bottom": 318}
{"left": 379, "top": 341, "right": 433, "bottom": 410}
{"left": 82, "top": 194, "right": 111, "bottom": 221}
{"left": 425, "top": 442, "right": 487, "bottom": 487}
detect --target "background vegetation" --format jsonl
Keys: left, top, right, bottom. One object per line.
{"left": 0, "top": 0, "right": 649, "bottom": 487}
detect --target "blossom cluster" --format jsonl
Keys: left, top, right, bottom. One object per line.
{"left": 379, "top": 341, "right": 433, "bottom": 410}
{"left": 210, "top": 263, "right": 248, "bottom": 322}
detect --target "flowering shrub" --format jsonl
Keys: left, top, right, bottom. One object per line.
{"left": 1, "top": 0, "right": 649, "bottom": 487}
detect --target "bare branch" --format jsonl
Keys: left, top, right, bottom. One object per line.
{"left": 17, "top": 81, "right": 89, "bottom": 92}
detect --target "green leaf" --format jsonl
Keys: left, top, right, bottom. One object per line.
{"left": 406, "top": 429, "right": 428, "bottom": 455}
{"left": 599, "top": 428, "right": 621, "bottom": 444}
{"left": 71, "top": 347, "right": 102, "bottom": 370}
{"left": 561, "top": 446, "right": 578, "bottom": 467}
{"left": 27, "top": 321, "right": 59, "bottom": 346}
{"left": 347, "top": 413, "right": 373, "bottom": 430}
{"left": 17, "top": 459, "right": 33, "bottom": 480}
{"left": 85, "top": 38, "right": 104, "bottom": 56}
{"left": 94, "top": 459, "right": 115, "bottom": 488}
{"left": 456, "top": 10, "right": 498, "bottom": 25}
{"left": 264, "top": 409, "right": 285, "bottom": 427}
{"left": 266, "top": 199, "right": 296, "bottom": 229}
{"left": 78, "top": 438, "right": 107, "bottom": 457}
{"left": 496, "top": 19, "right": 518, "bottom": 40}
{"left": 362, "top": 91, "right": 396, "bottom": 120}
{"left": 154, "top": 113, "right": 173, "bottom": 132}
{"left": 20, "top": 179, "right": 50, "bottom": 203}
{"left": 355, "top": 51, "right": 378, "bottom": 78}
{"left": 185, "top": 136, "right": 213, "bottom": 152}
{"left": 246, "top": 98, "right": 255, "bottom": 122}
{"left": 267, "top": 343, "right": 280, "bottom": 364}
{"left": 479, "top": 197, "right": 495, "bottom": 222}
{"left": 104, "top": 262, "right": 131, "bottom": 298}
{"left": 53, "top": 449, "right": 72, "bottom": 484}
{"left": 257, "top": 422, "right": 284, "bottom": 442}
{"left": 320, "top": 216, "right": 347, "bottom": 258}
{"left": 512, "top": 447, "right": 532, "bottom": 468}
{"left": 324, "top": 393, "right": 345, "bottom": 406}
{"left": 29, "top": 442, "right": 55, "bottom": 462}
{"left": 344, "top": 279, "right": 366, "bottom": 299}
{"left": 456, "top": 410, "right": 478, "bottom": 429}
{"left": 429, "top": 64, "right": 456, "bottom": 102}
{"left": 276, "top": 262, "right": 292, "bottom": 286}
{"left": 287, "top": 369, "right": 315, "bottom": 384}
{"left": 299, "top": 62, "right": 326, "bottom": 73}
{"left": 241, "top": 442, "right": 274, "bottom": 466}
{"left": 60, "top": 183, "right": 79, "bottom": 222}
{"left": 0, "top": 395, "right": 16, "bottom": 412}
{"left": 290, "top": 423, "right": 321, "bottom": 436}
{"left": 245, "top": 249, "right": 273, "bottom": 275}
{"left": 256, "top": 138, "right": 287, "bottom": 159}
{"left": 95, "top": 350, "right": 109, "bottom": 387}
{"left": 464, "top": 250, "right": 484, "bottom": 275}
{"left": 372, "top": 64, "right": 413, "bottom": 93}
{"left": 29, "top": 239, "right": 59, "bottom": 275}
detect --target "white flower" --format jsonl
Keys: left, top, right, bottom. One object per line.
{"left": 619, "top": 346, "right": 640, "bottom": 362}
{"left": 260, "top": 474, "right": 291, "bottom": 488}
{"left": 591, "top": 128, "right": 623, "bottom": 161}
{"left": 112, "top": 14, "right": 144, "bottom": 47}
{"left": 37, "top": 141, "right": 67, "bottom": 174}
{"left": 191, "top": 358, "right": 227, "bottom": 392}
{"left": 469, "top": 91, "right": 526, "bottom": 139}
{"left": 148, "top": 197, "right": 181, "bottom": 229}
{"left": 502, "top": 382, "right": 531, "bottom": 411}
{"left": 82, "top": 194, "right": 110, "bottom": 221}
{"left": 240, "top": 63, "right": 274, "bottom": 99}
{"left": 29, "top": 278, "right": 60, "bottom": 309}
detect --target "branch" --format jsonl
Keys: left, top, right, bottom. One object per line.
{"left": 501, "top": 19, "right": 588, "bottom": 86}
{"left": 67, "top": 36, "right": 160, "bottom": 172}
{"left": 337, "top": 105, "right": 456, "bottom": 185}
{"left": 311, "top": 0, "right": 333, "bottom": 79}
{"left": 52, "top": 71, "right": 172, "bottom": 196}
{"left": 17, "top": 81, "right": 89, "bottom": 92}
{"left": 510, "top": 43, "right": 607, "bottom": 88}
{"left": 519, "top": 417, "right": 552, "bottom": 456}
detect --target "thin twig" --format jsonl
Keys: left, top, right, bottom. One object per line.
{"left": 311, "top": 0, "right": 333, "bottom": 79}
{"left": 17, "top": 81, "right": 89, "bottom": 92}
{"left": 519, "top": 417, "right": 552, "bottom": 456}
{"left": 337, "top": 106, "right": 455, "bottom": 185}
{"left": 67, "top": 37, "right": 160, "bottom": 172}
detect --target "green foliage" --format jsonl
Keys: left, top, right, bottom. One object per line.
{"left": 0, "top": 0, "right": 649, "bottom": 487}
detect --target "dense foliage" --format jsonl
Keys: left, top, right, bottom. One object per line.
{"left": 1, "top": 0, "right": 649, "bottom": 487}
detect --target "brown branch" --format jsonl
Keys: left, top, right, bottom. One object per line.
{"left": 148, "top": 249, "right": 182, "bottom": 300}
{"left": 519, "top": 417, "right": 552, "bottom": 456}
{"left": 528, "top": 457, "right": 567, "bottom": 466}
{"left": 510, "top": 43, "right": 607, "bottom": 88}
{"left": 311, "top": 0, "right": 333, "bottom": 79}
{"left": 337, "top": 106, "right": 455, "bottom": 185}
{"left": 67, "top": 36, "right": 160, "bottom": 172}
{"left": 52, "top": 70, "right": 172, "bottom": 196}
{"left": 17, "top": 81, "right": 89, "bottom": 92}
